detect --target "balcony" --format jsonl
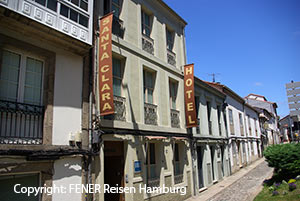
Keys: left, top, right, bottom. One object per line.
{"left": 208, "top": 120, "right": 212, "bottom": 135}
{"left": 142, "top": 34, "right": 154, "bottom": 55}
{"left": 170, "top": 109, "right": 180, "bottom": 128}
{"left": 112, "top": 16, "right": 125, "bottom": 38}
{"left": 167, "top": 49, "right": 176, "bottom": 66}
{"left": 0, "top": 0, "right": 92, "bottom": 44}
{"left": 144, "top": 103, "right": 157, "bottom": 125}
{"left": 0, "top": 100, "right": 44, "bottom": 144}
{"left": 102, "top": 96, "right": 126, "bottom": 121}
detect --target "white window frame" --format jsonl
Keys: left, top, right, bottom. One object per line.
{"left": 143, "top": 69, "right": 155, "bottom": 104}
{"left": 112, "top": 57, "right": 123, "bottom": 97}
{"left": 0, "top": 48, "right": 44, "bottom": 106}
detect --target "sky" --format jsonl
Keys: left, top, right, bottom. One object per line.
{"left": 163, "top": 0, "right": 300, "bottom": 118}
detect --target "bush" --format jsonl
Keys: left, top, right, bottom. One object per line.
{"left": 264, "top": 143, "right": 300, "bottom": 178}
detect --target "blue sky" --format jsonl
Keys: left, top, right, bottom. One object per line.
{"left": 164, "top": 0, "right": 300, "bottom": 118}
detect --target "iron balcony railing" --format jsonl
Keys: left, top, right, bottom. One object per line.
{"left": 102, "top": 96, "right": 126, "bottom": 121}
{"left": 0, "top": 100, "right": 44, "bottom": 144}
{"left": 144, "top": 102, "right": 157, "bottom": 125}
{"left": 142, "top": 34, "right": 154, "bottom": 55}
{"left": 170, "top": 109, "right": 180, "bottom": 128}
{"left": 167, "top": 49, "right": 176, "bottom": 66}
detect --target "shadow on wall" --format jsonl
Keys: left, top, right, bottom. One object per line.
{"left": 53, "top": 158, "right": 82, "bottom": 180}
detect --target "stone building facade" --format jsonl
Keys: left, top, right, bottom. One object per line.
{"left": 191, "top": 78, "right": 230, "bottom": 193}
{"left": 93, "top": 0, "right": 192, "bottom": 201}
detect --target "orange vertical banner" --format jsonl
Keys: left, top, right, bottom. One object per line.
{"left": 184, "top": 64, "right": 197, "bottom": 128}
{"left": 99, "top": 13, "right": 114, "bottom": 116}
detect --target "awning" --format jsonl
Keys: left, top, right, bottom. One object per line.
{"left": 145, "top": 136, "right": 167, "bottom": 140}
{"left": 172, "top": 137, "right": 188, "bottom": 141}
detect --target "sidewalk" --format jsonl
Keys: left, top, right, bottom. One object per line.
{"left": 186, "top": 158, "right": 273, "bottom": 201}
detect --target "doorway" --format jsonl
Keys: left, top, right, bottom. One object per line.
{"left": 104, "top": 141, "right": 125, "bottom": 201}
{"left": 210, "top": 146, "right": 215, "bottom": 181}
{"left": 197, "top": 146, "right": 204, "bottom": 188}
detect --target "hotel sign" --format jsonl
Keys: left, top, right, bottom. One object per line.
{"left": 99, "top": 13, "right": 114, "bottom": 115}
{"left": 184, "top": 64, "right": 197, "bottom": 128}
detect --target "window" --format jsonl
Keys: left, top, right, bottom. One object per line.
{"left": 104, "top": 0, "right": 121, "bottom": 17}
{"left": 143, "top": 70, "right": 155, "bottom": 104}
{"left": 34, "top": 0, "right": 57, "bottom": 12}
{"left": 60, "top": 4, "right": 89, "bottom": 27}
{"left": 166, "top": 28, "right": 174, "bottom": 51}
{"left": 248, "top": 115, "right": 252, "bottom": 136}
{"left": 70, "top": 0, "right": 88, "bottom": 11}
{"left": 169, "top": 80, "right": 177, "bottom": 110}
{"left": 0, "top": 173, "right": 40, "bottom": 201}
{"left": 217, "top": 105, "right": 222, "bottom": 136}
{"left": 113, "top": 58, "right": 122, "bottom": 97}
{"left": 141, "top": 10, "right": 151, "bottom": 37}
{"left": 146, "top": 143, "right": 156, "bottom": 179}
{"left": 229, "top": 109, "right": 234, "bottom": 135}
{"left": 112, "top": 0, "right": 121, "bottom": 17}
{"left": 0, "top": 50, "right": 43, "bottom": 106}
{"left": 239, "top": 113, "right": 244, "bottom": 136}
{"left": 229, "top": 109, "right": 233, "bottom": 125}
{"left": 207, "top": 101, "right": 212, "bottom": 135}
{"left": 206, "top": 101, "right": 211, "bottom": 121}
{"left": 254, "top": 119, "right": 258, "bottom": 136}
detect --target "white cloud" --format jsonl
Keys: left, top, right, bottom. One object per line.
{"left": 254, "top": 82, "right": 263, "bottom": 86}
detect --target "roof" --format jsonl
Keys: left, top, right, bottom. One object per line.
{"left": 245, "top": 93, "right": 278, "bottom": 108}
{"left": 204, "top": 81, "right": 245, "bottom": 104}
{"left": 194, "top": 77, "right": 226, "bottom": 98}
{"left": 157, "top": 0, "right": 187, "bottom": 25}
{"left": 245, "top": 93, "right": 268, "bottom": 101}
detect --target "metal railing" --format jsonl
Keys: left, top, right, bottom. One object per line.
{"left": 142, "top": 34, "right": 154, "bottom": 55}
{"left": 0, "top": 100, "right": 44, "bottom": 144}
{"left": 170, "top": 109, "right": 180, "bottom": 128}
{"left": 174, "top": 174, "right": 184, "bottom": 185}
{"left": 144, "top": 103, "right": 157, "bottom": 125}
{"left": 167, "top": 49, "right": 176, "bottom": 66}
{"left": 102, "top": 96, "right": 126, "bottom": 121}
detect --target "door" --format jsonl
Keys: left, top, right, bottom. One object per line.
{"left": 104, "top": 141, "right": 124, "bottom": 201}
{"left": 220, "top": 145, "right": 225, "bottom": 177}
{"left": 197, "top": 146, "right": 204, "bottom": 188}
{"left": 210, "top": 146, "right": 215, "bottom": 181}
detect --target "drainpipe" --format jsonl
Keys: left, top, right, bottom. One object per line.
{"left": 188, "top": 129, "right": 197, "bottom": 196}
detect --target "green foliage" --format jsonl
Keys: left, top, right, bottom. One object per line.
{"left": 264, "top": 143, "right": 300, "bottom": 177}
{"left": 254, "top": 179, "right": 300, "bottom": 201}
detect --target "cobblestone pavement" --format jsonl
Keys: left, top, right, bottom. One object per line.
{"left": 207, "top": 161, "right": 273, "bottom": 201}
